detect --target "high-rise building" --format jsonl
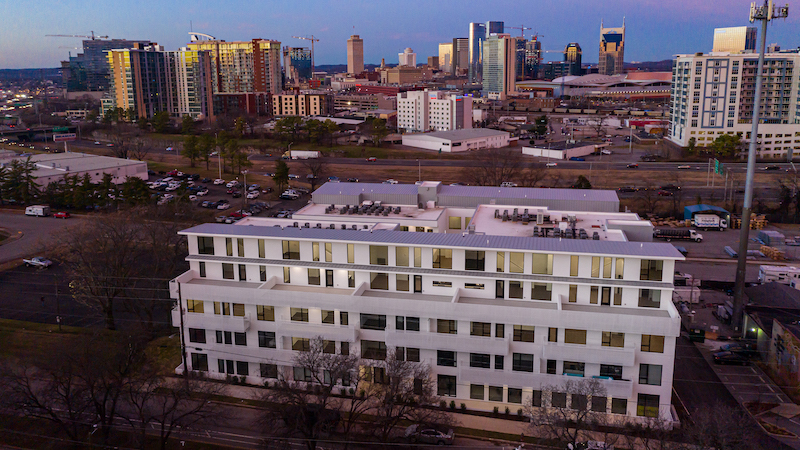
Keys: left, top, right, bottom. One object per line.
{"left": 165, "top": 48, "right": 215, "bottom": 120}
{"left": 468, "top": 23, "right": 486, "bottom": 83}
{"left": 515, "top": 39, "right": 528, "bottom": 81}
{"left": 187, "top": 38, "right": 282, "bottom": 95}
{"left": 485, "top": 21, "right": 504, "bottom": 36}
{"left": 452, "top": 38, "right": 470, "bottom": 75}
{"left": 347, "top": 35, "right": 364, "bottom": 75}
{"left": 399, "top": 48, "right": 417, "bottom": 67}
{"left": 564, "top": 43, "right": 583, "bottom": 76}
{"left": 272, "top": 93, "right": 331, "bottom": 116}
{"left": 170, "top": 182, "right": 681, "bottom": 423}
{"left": 397, "top": 89, "right": 473, "bottom": 132}
{"left": 103, "top": 43, "right": 170, "bottom": 119}
{"left": 283, "top": 47, "right": 312, "bottom": 84}
{"left": 712, "top": 27, "right": 757, "bottom": 53}
{"left": 482, "top": 34, "right": 517, "bottom": 100}
{"left": 525, "top": 38, "right": 543, "bottom": 79}
{"left": 439, "top": 43, "right": 453, "bottom": 73}
{"left": 599, "top": 20, "right": 625, "bottom": 75}
{"left": 427, "top": 56, "right": 439, "bottom": 69}
{"left": 61, "top": 39, "right": 153, "bottom": 92}
{"left": 667, "top": 51, "right": 800, "bottom": 159}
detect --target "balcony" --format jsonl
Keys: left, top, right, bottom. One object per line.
{"left": 385, "top": 331, "right": 509, "bottom": 354}
{"left": 456, "top": 367, "right": 633, "bottom": 398}
{"left": 276, "top": 319, "right": 358, "bottom": 342}
{"left": 542, "top": 343, "right": 635, "bottom": 367}
{"left": 174, "top": 308, "right": 251, "bottom": 333}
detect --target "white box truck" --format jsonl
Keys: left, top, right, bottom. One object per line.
{"left": 25, "top": 205, "right": 51, "bottom": 217}
{"left": 282, "top": 150, "right": 320, "bottom": 160}
{"left": 692, "top": 214, "right": 727, "bottom": 231}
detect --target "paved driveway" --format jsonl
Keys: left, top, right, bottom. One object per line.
{"left": 0, "top": 210, "right": 82, "bottom": 264}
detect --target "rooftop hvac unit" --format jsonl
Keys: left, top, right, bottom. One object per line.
{"left": 537, "top": 213, "right": 544, "bottom": 225}
{"left": 351, "top": 225, "right": 357, "bottom": 230}
{"left": 293, "top": 222, "right": 298, "bottom": 227}
{"left": 341, "top": 224, "right": 347, "bottom": 229}
{"left": 304, "top": 223, "right": 310, "bottom": 228}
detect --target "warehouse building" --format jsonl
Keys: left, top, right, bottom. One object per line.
{"left": 402, "top": 129, "right": 510, "bottom": 152}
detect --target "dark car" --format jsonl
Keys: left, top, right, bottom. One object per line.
{"left": 764, "top": 165, "right": 781, "bottom": 171}
{"left": 347, "top": 177, "right": 359, "bottom": 182}
{"left": 201, "top": 177, "right": 212, "bottom": 183}
{"left": 405, "top": 425, "right": 454, "bottom": 445}
{"left": 617, "top": 186, "right": 637, "bottom": 193}
{"left": 231, "top": 191, "right": 242, "bottom": 198}
{"left": 713, "top": 351, "right": 749, "bottom": 365}
{"left": 569, "top": 157, "right": 586, "bottom": 161}
{"left": 626, "top": 163, "right": 639, "bottom": 169}
{"left": 657, "top": 190, "right": 674, "bottom": 197}
{"left": 721, "top": 343, "right": 759, "bottom": 359}
{"left": 660, "top": 184, "right": 681, "bottom": 191}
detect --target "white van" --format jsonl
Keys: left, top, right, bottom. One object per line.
{"left": 25, "top": 205, "right": 51, "bottom": 217}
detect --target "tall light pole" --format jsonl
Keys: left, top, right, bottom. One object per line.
{"left": 732, "top": 0, "right": 789, "bottom": 330}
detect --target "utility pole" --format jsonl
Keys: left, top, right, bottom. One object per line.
{"left": 177, "top": 281, "right": 189, "bottom": 387}
{"left": 733, "top": 0, "right": 790, "bottom": 331}
{"left": 55, "top": 279, "right": 61, "bottom": 332}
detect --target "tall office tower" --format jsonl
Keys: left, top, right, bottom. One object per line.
{"left": 712, "top": 27, "right": 757, "bottom": 53}
{"left": 439, "top": 43, "right": 453, "bottom": 73}
{"left": 104, "top": 43, "right": 170, "bottom": 119}
{"left": 525, "top": 38, "right": 543, "bottom": 79}
{"left": 187, "top": 38, "right": 282, "bottom": 94}
{"left": 172, "top": 182, "right": 681, "bottom": 423}
{"left": 452, "top": 38, "right": 469, "bottom": 75}
{"left": 482, "top": 34, "right": 517, "bottom": 100}
{"left": 347, "top": 35, "right": 364, "bottom": 75}
{"left": 165, "top": 48, "right": 215, "bottom": 120}
{"left": 283, "top": 47, "right": 312, "bottom": 84}
{"left": 399, "top": 48, "right": 417, "bottom": 67}
{"left": 598, "top": 20, "right": 625, "bottom": 75}
{"left": 564, "top": 43, "right": 583, "bottom": 76}
{"left": 397, "top": 89, "right": 473, "bottom": 132}
{"left": 468, "top": 23, "right": 486, "bottom": 83}
{"left": 427, "top": 56, "right": 439, "bottom": 68}
{"left": 61, "top": 39, "right": 153, "bottom": 92}
{"left": 515, "top": 39, "right": 528, "bottom": 80}
{"left": 668, "top": 51, "right": 800, "bottom": 159}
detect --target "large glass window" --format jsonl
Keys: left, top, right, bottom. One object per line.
{"left": 437, "top": 319, "right": 457, "bottom": 334}
{"left": 570, "top": 255, "right": 579, "bottom": 276}
{"left": 291, "top": 308, "right": 309, "bottom": 322}
{"left": 238, "top": 264, "right": 246, "bottom": 281}
{"left": 437, "top": 350, "right": 457, "bottom": 367}
{"left": 237, "top": 238, "right": 244, "bottom": 257}
{"left": 640, "top": 260, "right": 664, "bottom": 281}
{"left": 226, "top": 238, "right": 233, "bottom": 257}
{"left": 637, "top": 394, "right": 660, "bottom": 418}
{"left": 396, "top": 247, "right": 409, "bottom": 266}
{"left": 449, "top": 216, "right": 462, "bottom": 230}
{"left": 432, "top": 248, "right": 452, "bottom": 269}
{"left": 615, "top": 258, "right": 624, "bottom": 279}
{"left": 563, "top": 361, "right": 585, "bottom": 376}
{"left": 191, "top": 353, "right": 208, "bottom": 371}
{"left": 321, "top": 310, "right": 335, "bottom": 324}
{"left": 638, "top": 289, "right": 661, "bottom": 308}
{"left": 361, "top": 340, "right": 387, "bottom": 360}
{"left": 347, "top": 244, "right": 354, "bottom": 263}
{"left": 283, "top": 267, "right": 291, "bottom": 283}
{"left": 465, "top": 250, "right": 485, "bottom": 271}
{"left": 469, "top": 353, "right": 490, "bottom": 368}
{"left": 551, "top": 392, "right": 567, "bottom": 408}
{"left": 188, "top": 328, "right": 206, "bottom": 343}
{"left": 639, "top": 364, "right": 663, "bottom": 386}
{"left": 497, "top": 252, "right": 505, "bottom": 272}
{"left": 591, "top": 257, "right": 600, "bottom": 278}
{"left": 312, "top": 242, "right": 320, "bottom": 261}
{"left": 471, "top": 322, "right": 491, "bottom": 337}
{"left": 489, "top": 386, "right": 503, "bottom": 402}
{"left": 292, "top": 337, "right": 310, "bottom": 352}
{"left": 602, "top": 257, "right": 612, "bottom": 278}
{"left": 258, "top": 239, "right": 265, "bottom": 258}
{"left": 602, "top": 331, "right": 625, "bottom": 348}
{"left": 508, "top": 388, "right": 523, "bottom": 404}
{"left": 641, "top": 335, "right": 665, "bottom": 353}
{"left": 282, "top": 240, "right": 300, "bottom": 260}
{"left": 548, "top": 327, "right": 558, "bottom": 342}
{"left": 592, "top": 396, "right": 608, "bottom": 412}
{"left": 513, "top": 325, "right": 535, "bottom": 342}
{"left": 360, "top": 314, "right": 387, "bottom": 330}
{"left": 600, "top": 364, "right": 623, "bottom": 380}
{"left": 531, "top": 283, "right": 552, "bottom": 301}
{"left": 198, "top": 236, "right": 214, "bottom": 255}
{"left": 258, "top": 331, "right": 276, "bottom": 348}
{"left": 590, "top": 286, "right": 599, "bottom": 304}
{"left": 308, "top": 268, "right": 320, "bottom": 285}
{"left": 232, "top": 303, "right": 245, "bottom": 317}
{"left": 470, "top": 384, "right": 484, "bottom": 400}
{"left": 370, "top": 272, "right": 389, "bottom": 290}
{"left": 568, "top": 285, "right": 577, "bottom": 303}
{"left": 509, "top": 281, "right": 523, "bottom": 299}
{"left": 512, "top": 353, "right": 534, "bottom": 372}
{"left": 564, "top": 329, "right": 587, "bottom": 345}
{"left": 438, "top": 375, "right": 456, "bottom": 397}
{"left": 414, "top": 248, "right": 421, "bottom": 267}
{"left": 612, "top": 398, "right": 628, "bottom": 414}
{"left": 509, "top": 252, "right": 524, "bottom": 273}
{"left": 325, "top": 243, "right": 332, "bottom": 262}
{"left": 187, "top": 299, "right": 204, "bottom": 313}
{"left": 370, "top": 245, "right": 388, "bottom": 265}
{"left": 532, "top": 253, "right": 553, "bottom": 275}
{"left": 222, "top": 263, "right": 234, "bottom": 280}
{"left": 396, "top": 274, "right": 409, "bottom": 291}
{"left": 406, "top": 317, "right": 420, "bottom": 331}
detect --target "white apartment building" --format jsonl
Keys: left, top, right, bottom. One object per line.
{"left": 171, "top": 182, "right": 681, "bottom": 423}
{"left": 668, "top": 52, "right": 800, "bottom": 159}
{"left": 397, "top": 89, "right": 473, "bottom": 132}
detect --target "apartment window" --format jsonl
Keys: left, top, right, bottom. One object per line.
{"left": 188, "top": 328, "right": 206, "bottom": 344}
{"left": 321, "top": 310, "right": 335, "bottom": 324}
{"left": 292, "top": 337, "right": 310, "bottom": 352}
{"left": 325, "top": 269, "right": 333, "bottom": 287}
{"left": 513, "top": 325, "right": 535, "bottom": 342}
{"left": 291, "top": 308, "right": 309, "bottom": 322}
{"left": 496, "top": 252, "right": 505, "bottom": 272}
{"left": 495, "top": 355, "right": 504, "bottom": 370}
{"left": 231, "top": 303, "right": 245, "bottom": 317}
{"left": 564, "top": 329, "right": 586, "bottom": 345}
{"left": 347, "top": 244, "right": 354, "bottom": 263}
{"left": 406, "top": 347, "right": 420, "bottom": 362}
{"left": 599, "top": 364, "right": 623, "bottom": 381}
{"left": 234, "top": 332, "right": 246, "bottom": 346}
{"left": 437, "top": 319, "right": 457, "bottom": 334}
{"left": 199, "top": 262, "right": 206, "bottom": 278}
{"left": 488, "top": 386, "right": 503, "bottom": 402}
{"left": 546, "top": 359, "right": 557, "bottom": 374}
{"left": 432, "top": 280, "right": 452, "bottom": 288}
{"left": 591, "top": 257, "right": 600, "bottom": 277}
{"left": 293, "top": 367, "right": 313, "bottom": 382}
{"left": 531, "top": 283, "right": 552, "bottom": 301}
{"left": 639, "top": 364, "right": 663, "bottom": 386}
{"left": 512, "top": 353, "right": 534, "bottom": 372}
{"left": 638, "top": 289, "right": 662, "bottom": 308}
{"left": 592, "top": 396, "right": 608, "bottom": 413}
{"left": 589, "top": 286, "right": 599, "bottom": 304}
{"left": 396, "top": 247, "right": 409, "bottom": 266}
{"left": 258, "top": 239, "right": 265, "bottom": 258}
{"left": 222, "top": 263, "right": 234, "bottom": 280}
{"left": 570, "top": 255, "right": 579, "bottom": 276}
{"left": 238, "top": 264, "right": 247, "bottom": 281}
{"left": 198, "top": 236, "right": 214, "bottom": 255}
{"left": 438, "top": 375, "right": 456, "bottom": 397}
{"left": 637, "top": 394, "right": 660, "bottom": 418}
{"left": 282, "top": 240, "right": 300, "bottom": 260}
{"left": 259, "top": 266, "right": 267, "bottom": 282}
{"left": 360, "top": 314, "right": 386, "bottom": 330}
{"left": 213, "top": 302, "right": 230, "bottom": 316}
{"left": 471, "top": 322, "right": 492, "bottom": 337}
{"left": 602, "top": 257, "right": 612, "bottom": 278}
{"left": 369, "top": 272, "right": 389, "bottom": 290}
{"left": 563, "top": 361, "right": 585, "bottom": 376}
{"left": 495, "top": 323, "right": 505, "bottom": 338}
{"left": 568, "top": 285, "right": 577, "bottom": 303}
{"left": 236, "top": 238, "right": 244, "bottom": 257}
{"left": 571, "top": 394, "right": 588, "bottom": 411}
{"left": 283, "top": 267, "right": 291, "bottom": 283}
{"left": 640, "top": 260, "right": 664, "bottom": 281}
{"left": 324, "top": 242, "right": 332, "bottom": 262}
{"left": 322, "top": 340, "right": 335, "bottom": 354}
{"left": 509, "top": 281, "right": 523, "bottom": 299}
{"left": 307, "top": 268, "right": 321, "bottom": 285}
{"left": 465, "top": 250, "right": 485, "bottom": 271}
{"left": 437, "top": 350, "right": 457, "bottom": 367}
{"left": 225, "top": 238, "right": 233, "bottom": 256}
{"left": 509, "top": 252, "right": 524, "bottom": 273}
{"left": 260, "top": 363, "right": 278, "bottom": 379}
{"left": 258, "top": 331, "right": 276, "bottom": 348}
{"left": 432, "top": 248, "right": 452, "bottom": 269}
{"left": 370, "top": 245, "right": 388, "bottom": 265}
{"left": 614, "top": 287, "right": 623, "bottom": 306}
{"left": 449, "top": 217, "right": 462, "bottom": 230}
{"left": 191, "top": 353, "right": 208, "bottom": 371}
{"left": 641, "top": 335, "right": 665, "bottom": 353}
{"left": 602, "top": 332, "right": 625, "bottom": 348}
{"left": 508, "top": 388, "right": 523, "bottom": 404}
{"left": 465, "top": 283, "right": 484, "bottom": 289}
{"left": 548, "top": 327, "right": 558, "bottom": 342}
{"left": 348, "top": 271, "right": 355, "bottom": 287}
{"left": 414, "top": 247, "right": 421, "bottom": 267}
{"left": 470, "top": 353, "right": 491, "bottom": 368}
{"left": 187, "top": 299, "right": 204, "bottom": 313}
{"left": 470, "top": 384, "right": 484, "bottom": 400}
{"left": 532, "top": 253, "right": 553, "bottom": 275}
{"left": 218, "top": 359, "right": 234, "bottom": 374}
{"left": 612, "top": 398, "right": 628, "bottom": 414}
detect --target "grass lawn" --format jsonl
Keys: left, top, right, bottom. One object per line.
{"left": 0, "top": 318, "right": 89, "bottom": 360}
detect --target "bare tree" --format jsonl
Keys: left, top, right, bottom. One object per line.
{"left": 592, "top": 115, "right": 609, "bottom": 138}
{"left": 621, "top": 417, "right": 681, "bottom": 450}
{"left": 108, "top": 123, "right": 152, "bottom": 160}
{"left": 461, "top": 148, "right": 523, "bottom": 186}
{"left": 636, "top": 180, "right": 663, "bottom": 216}
{"left": 682, "top": 402, "right": 761, "bottom": 450}
{"left": 519, "top": 163, "right": 548, "bottom": 187}
{"left": 301, "top": 158, "right": 328, "bottom": 192}
{"left": 525, "top": 378, "right": 608, "bottom": 448}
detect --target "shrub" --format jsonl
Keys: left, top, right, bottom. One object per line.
{"left": 493, "top": 406, "right": 499, "bottom": 415}
{"left": 517, "top": 408, "right": 524, "bottom": 416}
{"left": 505, "top": 407, "right": 510, "bottom": 415}
{"left": 449, "top": 400, "right": 456, "bottom": 410}
{"left": 440, "top": 400, "right": 447, "bottom": 409}
{"left": 460, "top": 403, "right": 467, "bottom": 411}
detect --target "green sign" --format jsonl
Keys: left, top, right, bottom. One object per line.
{"left": 53, "top": 126, "right": 68, "bottom": 132}
{"left": 713, "top": 159, "right": 723, "bottom": 175}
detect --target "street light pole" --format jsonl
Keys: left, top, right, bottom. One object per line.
{"left": 733, "top": 0, "right": 789, "bottom": 331}
{"left": 417, "top": 159, "right": 421, "bottom": 182}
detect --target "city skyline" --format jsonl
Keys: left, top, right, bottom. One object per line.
{"left": 2, "top": 0, "right": 799, "bottom": 70}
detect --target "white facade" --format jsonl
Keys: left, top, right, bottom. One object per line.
{"left": 397, "top": 89, "right": 473, "bottom": 133}
{"left": 399, "top": 48, "right": 417, "bottom": 68}
{"left": 171, "top": 182, "right": 681, "bottom": 423}
{"left": 8, "top": 152, "right": 148, "bottom": 185}
{"left": 165, "top": 48, "right": 214, "bottom": 120}
{"left": 668, "top": 52, "right": 800, "bottom": 159}
{"left": 402, "top": 129, "right": 509, "bottom": 152}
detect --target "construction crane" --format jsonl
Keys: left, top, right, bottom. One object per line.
{"left": 46, "top": 31, "right": 108, "bottom": 40}
{"left": 292, "top": 35, "right": 320, "bottom": 75}
{"left": 506, "top": 25, "right": 532, "bottom": 38}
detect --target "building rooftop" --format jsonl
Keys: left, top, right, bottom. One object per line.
{"left": 402, "top": 128, "right": 509, "bottom": 141}
{"left": 4, "top": 151, "right": 146, "bottom": 178}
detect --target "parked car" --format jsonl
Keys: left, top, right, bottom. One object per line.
{"left": 660, "top": 184, "right": 681, "bottom": 191}
{"left": 383, "top": 179, "right": 399, "bottom": 184}
{"left": 280, "top": 190, "right": 300, "bottom": 200}
{"left": 248, "top": 184, "right": 261, "bottom": 192}
{"left": 328, "top": 176, "right": 340, "bottom": 182}
{"left": 657, "top": 190, "right": 674, "bottom": 197}
{"left": 546, "top": 162, "right": 558, "bottom": 168}
{"left": 626, "top": 163, "right": 639, "bottom": 169}
{"left": 229, "top": 210, "right": 252, "bottom": 218}
{"left": 201, "top": 177, "right": 212, "bottom": 183}
{"left": 231, "top": 191, "right": 242, "bottom": 198}
{"left": 500, "top": 181, "right": 518, "bottom": 187}
{"left": 617, "top": 186, "right": 637, "bottom": 193}
{"left": 347, "top": 177, "right": 359, "bottom": 182}
{"left": 52, "top": 211, "right": 71, "bottom": 219}
{"left": 288, "top": 174, "right": 299, "bottom": 180}
{"left": 713, "top": 351, "right": 750, "bottom": 365}
{"left": 763, "top": 165, "right": 781, "bottom": 171}
{"left": 404, "top": 425, "right": 454, "bottom": 446}
{"left": 213, "top": 178, "right": 226, "bottom": 185}
{"left": 367, "top": 157, "right": 377, "bottom": 162}
{"left": 24, "top": 256, "right": 53, "bottom": 268}
{"left": 601, "top": 149, "right": 613, "bottom": 155}
{"left": 569, "top": 157, "right": 585, "bottom": 161}
{"left": 217, "top": 202, "right": 231, "bottom": 210}
{"left": 247, "top": 191, "right": 260, "bottom": 199}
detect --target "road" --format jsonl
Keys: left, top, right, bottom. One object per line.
{"left": 0, "top": 210, "right": 82, "bottom": 265}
